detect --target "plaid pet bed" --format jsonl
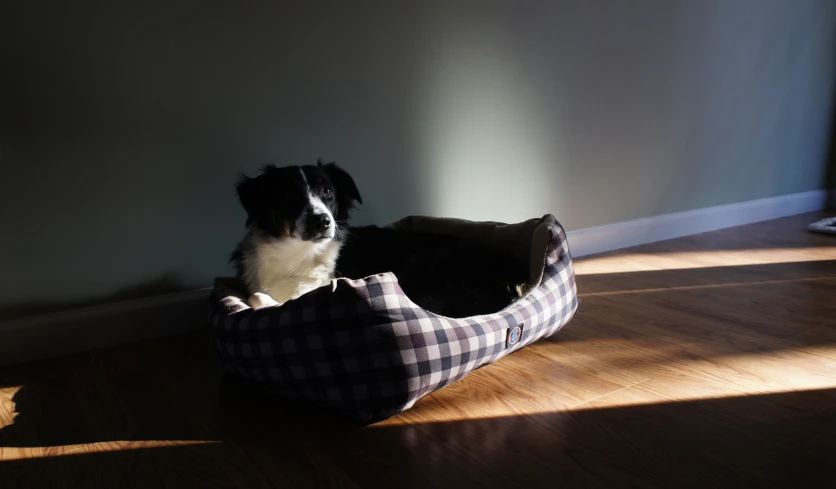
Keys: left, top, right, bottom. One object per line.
{"left": 209, "top": 214, "right": 578, "bottom": 422}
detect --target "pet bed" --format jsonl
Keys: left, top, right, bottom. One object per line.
{"left": 208, "top": 214, "right": 579, "bottom": 422}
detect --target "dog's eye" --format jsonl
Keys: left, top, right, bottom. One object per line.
{"left": 322, "top": 187, "right": 333, "bottom": 198}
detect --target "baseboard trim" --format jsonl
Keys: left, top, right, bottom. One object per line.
{"left": 0, "top": 189, "right": 828, "bottom": 367}
{"left": 0, "top": 288, "right": 212, "bottom": 367}
{"left": 566, "top": 190, "right": 829, "bottom": 257}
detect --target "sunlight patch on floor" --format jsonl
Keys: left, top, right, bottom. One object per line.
{"left": 0, "top": 440, "right": 221, "bottom": 461}
{"left": 0, "top": 386, "right": 21, "bottom": 431}
{"left": 574, "top": 247, "right": 836, "bottom": 275}
{"left": 375, "top": 342, "right": 836, "bottom": 425}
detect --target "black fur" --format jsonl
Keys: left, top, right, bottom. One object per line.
{"left": 318, "top": 159, "right": 362, "bottom": 224}
{"left": 336, "top": 226, "right": 527, "bottom": 318}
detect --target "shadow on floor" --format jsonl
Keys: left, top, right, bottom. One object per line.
{"left": 1, "top": 386, "right": 834, "bottom": 488}
{"left": 572, "top": 210, "right": 836, "bottom": 258}
{"left": 577, "top": 259, "right": 836, "bottom": 294}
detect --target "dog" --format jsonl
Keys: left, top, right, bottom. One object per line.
{"left": 230, "top": 160, "right": 525, "bottom": 316}
{"left": 337, "top": 226, "right": 529, "bottom": 317}
{"left": 230, "top": 160, "right": 362, "bottom": 309}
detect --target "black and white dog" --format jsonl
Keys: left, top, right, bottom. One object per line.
{"left": 231, "top": 160, "right": 526, "bottom": 316}
{"left": 230, "top": 160, "right": 361, "bottom": 309}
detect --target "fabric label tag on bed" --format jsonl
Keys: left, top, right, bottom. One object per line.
{"left": 506, "top": 323, "right": 524, "bottom": 348}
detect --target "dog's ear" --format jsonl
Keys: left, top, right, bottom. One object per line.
{"left": 319, "top": 159, "right": 362, "bottom": 220}
{"left": 235, "top": 173, "right": 265, "bottom": 220}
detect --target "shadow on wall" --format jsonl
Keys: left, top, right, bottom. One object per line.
{"left": 2, "top": 0, "right": 836, "bottom": 318}
{"left": 0, "top": 273, "right": 190, "bottom": 321}
{"left": 0, "top": 2, "right": 433, "bottom": 312}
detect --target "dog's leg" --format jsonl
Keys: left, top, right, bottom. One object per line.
{"left": 248, "top": 292, "right": 280, "bottom": 309}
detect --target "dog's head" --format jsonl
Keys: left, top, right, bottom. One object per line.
{"left": 236, "top": 160, "right": 362, "bottom": 242}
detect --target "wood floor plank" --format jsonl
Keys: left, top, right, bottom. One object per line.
{"left": 1, "top": 210, "right": 836, "bottom": 488}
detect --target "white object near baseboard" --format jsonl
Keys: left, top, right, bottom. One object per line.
{"left": 566, "top": 189, "right": 829, "bottom": 257}
{"left": 0, "top": 189, "right": 829, "bottom": 367}
{"left": 809, "top": 216, "right": 836, "bottom": 235}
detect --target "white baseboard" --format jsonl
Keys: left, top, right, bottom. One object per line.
{"left": 566, "top": 189, "right": 829, "bottom": 257}
{"left": 0, "top": 289, "right": 211, "bottom": 367}
{"left": 0, "top": 189, "right": 829, "bottom": 368}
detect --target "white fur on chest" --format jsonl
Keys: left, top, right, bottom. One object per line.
{"left": 241, "top": 232, "right": 341, "bottom": 304}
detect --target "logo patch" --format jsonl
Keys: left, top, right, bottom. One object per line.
{"left": 506, "top": 324, "right": 524, "bottom": 348}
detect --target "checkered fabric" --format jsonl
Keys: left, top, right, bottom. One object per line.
{"left": 209, "top": 215, "right": 578, "bottom": 422}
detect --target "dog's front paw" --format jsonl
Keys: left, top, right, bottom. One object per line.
{"left": 248, "top": 292, "right": 280, "bottom": 309}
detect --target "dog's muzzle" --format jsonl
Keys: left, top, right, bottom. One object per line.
{"left": 303, "top": 212, "right": 334, "bottom": 240}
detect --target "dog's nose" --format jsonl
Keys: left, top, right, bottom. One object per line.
{"left": 309, "top": 213, "right": 332, "bottom": 232}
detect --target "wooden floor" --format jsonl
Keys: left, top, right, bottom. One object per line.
{"left": 2, "top": 211, "right": 836, "bottom": 488}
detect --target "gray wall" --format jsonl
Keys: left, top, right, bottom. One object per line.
{"left": 1, "top": 0, "right": 835, "bottom": 311}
